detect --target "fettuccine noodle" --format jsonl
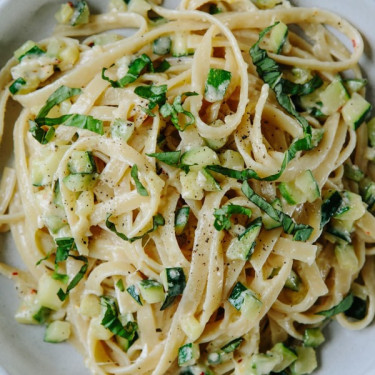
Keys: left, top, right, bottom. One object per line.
{"left": 0, "top": 0, "right": 375, "bottom": 374}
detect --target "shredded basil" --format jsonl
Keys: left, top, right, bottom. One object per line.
{"left": 18, "top": 45, "right": 45, "bottom": 61}
{"left": 241, "top": 181, "right": 313, "bottom": 241}
{"left": 100, "top": 296, "right": 139, "bottom": 343}
{"left": 159, "top": 92, "right": 198, "bottom": 131}
{"left": 9, "top": 77, "right": 26, "bottom": 95}
{"left": 37, "top": 86, "right": 82, "bottom": 118}
{"left": 54, "top": 237, "right": 88, "bottom": 301}
{"left": 247, "top": 23, "right": 324, "bottom": 181}
{"left": 134, "top": 84, "right": 168, "bottom": 111}
{"left": 106, "top": 213, "right": 165, "bottom": 242}
{"left": 204, "top": 68, "right": 232, "bottom": 102}
{"left": 221, "top": 337, "right": 243, "bottom": 353}
{"left": 154, "top": 59, "right": 171, "bottom": 73}
{"left": 209, "top": 4, "right": 222, "bottom": 14}
{"left": 35, "top": 250, "right": 53, "bottom": 266}
{"left": 320, "top": 191, "right": 343, "bottom": 229}
{"left": 146, "top": 150, "right": 190, "bottom": 173}
{"left": 131, "top": 164, "right": 148, "bottom": 196}
{"left": 32, "top": 306, "right": 51, "bottom": 324}
{"left": 316, "top": 293, "right": 354, "bottom": 318}
{"left": 344, "top": 296, "right": 367, "bottom": 320}
{"left": 213, "top": 204, "right": 252, "bottom": 231}
{"left": 102, "top": 54, "right": 154, "bottom": 88}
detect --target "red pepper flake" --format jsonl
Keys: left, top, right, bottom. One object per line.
{"left": 68, "top": 1, "right": 74, "bottom": 7}
{"left": 200, "top": 372, "right": 205, "bottom": 375}
{"left": 352, "top": 39, "right": 357, "bottom": 48}
{"left": 12, "top": 272, "right": 18, "bottom": 276}
{"left": 238, "top": 358, "right": 243, "bottom": 363}
{"left": 30, "top": 289, "right": 37, "bottom": 294}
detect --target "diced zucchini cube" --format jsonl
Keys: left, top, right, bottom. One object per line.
{"left": 178, "top": 343, "right": 200, "bottom": 367}
{"left": 15, "top": 292, "right": 43, "bottom": 325}
{"left": 284, "top": 269, "right": 301, "bottom": 292}
{"left": 160, "top": 267, "right": 186, "bottom": 295}
{"left": 279, "top": 181, "right": 304, "bottom": 205}
{"left": 55, "top": 3, "right": 74, "bottom": 24}
{"left": 218, "top": 150, "right": 245, "bottom": 171}
{"left": 180, "top": 314, "right": 203, "bottom": 341}
{"left": 90, "top": 316, "right": 114, "bottom": 340}
{"left": 63, "top": 173, "right": 98, "bottom": 192}
{"left": 294, "top": 170, "right": 320, "bottom": 203}
{"left": 138, "top": 279, "right": 165, "bottom": 304}
{"left": 197, "top": 168, "right": 221, "bottom": 192}
{"left": 37, "top": 272, "right": 67, "bottom": 311}
{"left": 333, "top": 191, "right": 365, "bottom": 222}
{"left": 249, "top": 352, "right": 282, "bottom": 375}
{"left": 270, "top": 342, "right": 297, "bottom": 372}
{"left": 335, "top": 243, "right": 358, "bottom": 273}
{"left": 303, "top": 328, "right": 325, "bottom": 348}
{"left": 180, "top": 171, "right": 204, "bottom": 200}
{"left": 79, "top": 294, "right": 101, "bottom": 318}
{"left": 290, "top": 346, "right": 317, "bottom": 375}
{"left": 153, "top": 36, "right": 171, "bottom": 55}
{"left": 181, "top": 147, "right": 220, "bottom": 171}
{"left": 269, "top": 21, "right": 288, "bottom": 54}
{"left": 70, "top": 1, "right": 90, "bottom": 26}
{"left": 68, "top": 151, "right": 96, "bottom": 174}
{"left": 320, "top": 79, "right": 349, "bottom": 115}
{"left": 14, "top": 40, "right": 37, "bottom": 60}
{"left": 226, "top": 218, "right": 262, "bottom": 261}
{"left": 342, "top": 92, "right": 372, "bottom": 130}
{"left": 44, "top": 320, "right": 71, "bottom": 343}
{"left": 228, "top": 282, "right": 262, "bottom": 318}
{"left": 110, "top": 118, "right": 135, "bottom": 142}
{"left": 126, "top": 284, "right": 143, "bottom": 305}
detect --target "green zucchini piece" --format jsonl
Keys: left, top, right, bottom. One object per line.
{"left": 178, "top": 343, "right": 200, "bottom": 367}
{"left": 44, "top": 320, "right": 71, "bottom": 343}
{"left": 303, "top": 328, "right": 325, "bottom": 348}
{"left": 342, "top": 92, "right": 372, "bottom": 130}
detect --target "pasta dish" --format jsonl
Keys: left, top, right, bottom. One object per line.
{"left": 0, "top": 0, "right": 374, "bottom": 374}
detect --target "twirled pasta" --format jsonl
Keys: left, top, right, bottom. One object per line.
{"left": 0, "top": 1, "right": 375, "bottom": 374}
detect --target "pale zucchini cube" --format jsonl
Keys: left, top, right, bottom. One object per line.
{"left": 44, "top": 320, "right": 71, "bottom": 343}
{"left": 138, "top": 279, "right": 165, "bottom": 304}
{"left": 178, "top": 342, "right": 200, "bottom": 367}
{"left": 37, "top": 272, "right": 67, "bottom": 311}
{"left": 290, "top": 347, "right": 317, "bottom": 375}
{"left": 79, "top": 294, "right": 101, "bottom": 318}
{"left": 342, "top": 92, "right": 372, "bottom": 130}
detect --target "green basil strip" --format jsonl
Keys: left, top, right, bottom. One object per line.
{"left": 146, "top": 150, "right": 190, "bottom": 173}
{"left": 241, "top": 181, "right": 313, "bottom": 241}
{"left": 106, "top": 213, "right": 165, "bottom": 242}
{"left": 37, "top": 86, "right": 82, "bottom": 119}
{"left": 320, "top": 191, "right": 343, "bottom": 228}
{"left": 9, "top": 77, "right": 26, "bottom": 95}
{"left": 100, "top": 296, "right": 139, "bottom": 340}
{"left": 29, "top": 120, "right": 55, "bottom": 144}
{"left": 147, "top": 151, "right": 181, "bottom": 166}
{"left": 204, "top": 68, "right": 232, "bottom": 102}
{"left": 131, "top": 164, "right": 148, "bottom": 196}
{"left": 18, "top": 45, "right": 45, "bottom": 61}
{"left": 35, "top": 250, "right": 53, "bottom": 266}
{"left": 102, "top": 54, "right": 154, "bottom": 88}
{"left": 55, "top": 237, "right": 77, "bottom": 262}
{"left": 159, "top": 92, "right": 198, "bottom": 131}
{"left": 32, "top": 306, "right": 51, "bottom": 324}
{"left": 221, "top": 337, "right": 244, "bottom": 353}
{"left": 209, "top": 4, "right": 222, "bottom": 14}
{"left": 213, "top": 204, "right": 252, "bottom": 231}
{"left": 154, "top": 59, "right": 171, "bottom": 73}
{"left": 316, "top": 293, "right": 354, "bottom": 318}
{"left": 35, "top": 114, "right": 103, "bottom": 135}
{"left": 134, "top": 84, "right": 168, "bottom": 110}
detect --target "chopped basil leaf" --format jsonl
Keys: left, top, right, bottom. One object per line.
{"left": 52, "top": 268, "right": 69, "bottom": 284}
{"left": 147, "top": 151, "right": 181, "bottom": 166}
{"left": 35, "top": 250, "right": 53, "bottom": 266}
{"left": 37, "top": 86, "right": 82, "bottom": 119}
{"left": 100, "top": 296, "right": 139, "bottom": 343}
{"left": 55, "top": 237, "right": 76, "bottom": 262}
{"left": 116, "top": 279, "right": 125, "bottom": 292}
{"left": 131, "top": 164, "right": 149, "bottom": 196}
{"left": 154, "top": 59, "right": 171, "bottom": 73}
{"left": 126, "top": 284, "right": 143, "bottom": 305}
{"left": 29, "top": 120, "right": 55, "bottom": 144}
{"left": 57, "top": 255, "right": 88, "bottom": 301}
{"left": 54, "top": 237, "right": 88, "bottom": 301}
{"left": 146, "top": 150, "right": 190, "bottom": 173}
{"left": 106, "top": 213, "right": 165, "bottom": 242}
{"left": 18, "top": 45, "right": 45, "bottom": 61}
{"left": 209, "top": 4, "right": 222, "bottom": 14}
{"left": 320, "top": 191, "right": 343, "bottom": 229}
{"left": 159, "top": 92, "right": 198, "bottom": 131}
{"left": 241, "top": 181, "right": 313, "bottom": 241}
{"left": 204, "top": 68, "right": 232, "bottom": 102}
{"left": 9, "top": 77, "right": 27, "bottom": 95}
{"left": 344, "top": 296, "right": 367, "bottom": 320}
{"left": 316, "top": 293, "right": 354, "bottom": 318}
{"left": 213, "top": 204, "right": 252, "bottom": 231}
{"left": 134, "top": 84, "right": 168, "bottom": 110}
{"left": 32, "top": 306, "right": 51, "bottom": 324}
{"left": 160, "top": 267, "right": 186, "bottom": 310}
{"left": 102, "top": 54, "right": 153, "bottom": 88}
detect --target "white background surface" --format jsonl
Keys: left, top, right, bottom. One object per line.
{"left": 0, "top": 0, "right": 375, "bottom": 374}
